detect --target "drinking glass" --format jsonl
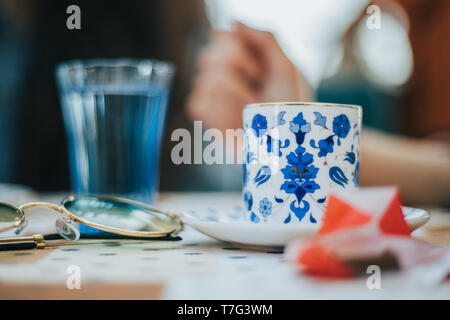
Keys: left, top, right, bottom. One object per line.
{"left": 56, "top": 59, "right": 175, "bottom": 204}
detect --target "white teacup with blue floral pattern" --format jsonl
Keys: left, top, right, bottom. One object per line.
{"left": 243, "top": 102, "right": 362, "bottom": 225}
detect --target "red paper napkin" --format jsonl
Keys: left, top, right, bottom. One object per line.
{"left": 285, "top": 187, "right": 450, "bottom": 282}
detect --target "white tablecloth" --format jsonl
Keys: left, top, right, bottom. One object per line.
{"left": 0, "top": 188, "right": 449, "bottom": 299}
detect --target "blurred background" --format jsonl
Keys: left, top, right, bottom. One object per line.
{"left": 0, "top": 0, "right": 449, "bottom": 201}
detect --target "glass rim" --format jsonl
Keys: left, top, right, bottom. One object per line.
{"left": 55, "top": 57, "right": 175, "bottom": 76}
{"left": 244, "top": 102, "right": 362, "bottom": 111}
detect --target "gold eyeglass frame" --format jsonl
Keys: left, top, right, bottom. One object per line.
{"left": 0, "top": 195, "right": 184, "bottom": 242}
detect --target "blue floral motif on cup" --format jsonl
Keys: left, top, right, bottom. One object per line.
{"left": 329, "top": 166, "right": 349, "bottom": 187}
{"left": 259, "top": 197, "right": 272, "bottom": 218}
{"left": 250, "top": 212, "right": 260, "bottom": 223}
{"left": 251, "top": 114, "right": 267, "bottom": 137}
{"left": 313, "top": 111, "right": 327, "bottom": 129}
{"left": 332, "top": 114, "right": 350, "bottom": 139}
{"left": 289, "top": 113, "right": 311, "bottom": 145}
{"left": 352, "top": 161, "right": 360, "bottom": 186}
{"left": 280, "top": 146, "right": 320, "bottom": 203}
{"left": 244, "top": 191, "right": 253, "bottom": 211}
{"left": 254, "top": 166, "right": 271, "bottom": 187}
{"left": 244, "top": 109, "right": 359, "bottom": 224}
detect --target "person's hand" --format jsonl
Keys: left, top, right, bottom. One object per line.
{"left": 187, "top": 23, "right": 311, "bottom": 132}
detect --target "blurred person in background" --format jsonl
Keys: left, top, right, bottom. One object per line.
{"left": 187, "top": 0, "right": 450, "bottom": 206}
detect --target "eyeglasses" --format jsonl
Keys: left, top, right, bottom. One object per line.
{"left": 0, "top": 195, "right": 183, "bottom": 247}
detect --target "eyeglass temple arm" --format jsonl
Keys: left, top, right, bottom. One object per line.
{"left": 0, "top": 234, "right": 44, "bottom": 244}
{"left": 19, "top": 202, "right": 64, "bottom": 213}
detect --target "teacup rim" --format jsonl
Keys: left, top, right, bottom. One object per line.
{"left": 244, "top": 102, "right": 362, "bottom": 111}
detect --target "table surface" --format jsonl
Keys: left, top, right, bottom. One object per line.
{"left": 0, "top": 191, "right": 449, "bottom": 299}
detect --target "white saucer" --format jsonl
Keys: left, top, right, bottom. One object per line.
{"left": 181, "top": 206, "right": 430, "bottom": 247}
